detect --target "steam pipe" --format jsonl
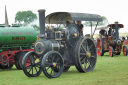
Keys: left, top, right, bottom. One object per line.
{"left": 38, "top": 9, "right": 46, "bottom": 38}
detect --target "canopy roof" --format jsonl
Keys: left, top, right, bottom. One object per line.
{"left": 45, "top": 12, "right": 102, "bottom": 24}
{"left": 107, "top": 24, "right": 124, "bottom": 28}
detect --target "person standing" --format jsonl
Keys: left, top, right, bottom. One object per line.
{"left": 126, "top": 35, "right": 128, "bottom": 40}
{"left": 66, "top": 21, "right": 70, "bottom": 27}
{"left": 76, "top": 21, "right": 83, "bottom": 36}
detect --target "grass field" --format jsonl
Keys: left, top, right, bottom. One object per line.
{"left": 0, "top": 53, "right": 128, "bottom": 85}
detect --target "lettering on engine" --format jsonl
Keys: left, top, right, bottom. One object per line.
{"left": 12, "top": 36, "right": 26, "bottom": 40}
{"left": 2, "top": 32, "right": 34, "bottom": 36}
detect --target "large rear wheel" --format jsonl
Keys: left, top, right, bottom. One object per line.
{"left": 97, "top": 37, "right": 104, "bottom": 56}
{"left": 73, "top": 37, "right": 97, "bottom": 72}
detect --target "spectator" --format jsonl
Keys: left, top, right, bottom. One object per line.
{"left": 126, "top": 35, "right": 128, "bottom": 40}
{"left": 122, "top": 36, "right": 125, "bottom": 42}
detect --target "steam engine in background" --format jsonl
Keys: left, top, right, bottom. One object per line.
{"left": 0, "top": 24, "right": 37, "bottom": 69}
{"left": 0, "top": 6, "right": 37, "bottom": 69}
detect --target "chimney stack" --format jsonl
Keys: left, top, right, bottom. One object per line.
{"left": 38, "top": 9, "right": 46, "bottom": 38}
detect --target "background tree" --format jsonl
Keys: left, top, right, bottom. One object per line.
{"left": 84, "top": 16, "right": 109, "bottom": 26}
{"left": 15, "top": 11, "right": 37, "bottom": 26}
{"left": 32, "top": 24, "right": 40, "bottom": 31}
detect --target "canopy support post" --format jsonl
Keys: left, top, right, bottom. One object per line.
{"left": 90, "top": 21, "right": 92, "bottom": 39}
{"left": 92, "top": 22, "right": 99, "bottom": 39}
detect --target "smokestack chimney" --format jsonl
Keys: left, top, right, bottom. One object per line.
{"left": 115, "top": 21, "right": 119, "bottom": 40}
{"left": 5, "top": 5, "right": 9, "bottom": 27}
{"left": 38, "top": 9, "right": 45, "bottom": 38}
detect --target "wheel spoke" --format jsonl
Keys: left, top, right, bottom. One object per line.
{"left": 50, "top": 69, "right": 53, "bottom": 75}
{"left": 85, "top": 40, "right": 88, "bottom": 51}
{"left": 32, "top": 67, "right": 33, "bottom": 75}
{"left": 80, "top": 56, "right": 85, "bottom": 61}
{"left": 87, "top": 59, "right": 92, "bottom": 67}
{"left": 81, "top": 57, "right": 86, "bottom": 63}
{"left": 26, "top": 65, "right": 32, "bottom": 69}
{"left": 46, "top": 66, "right": 50, "bottom": 71}
{"left": 80, "top": 53, "right": 86, "bottom": 55}
{"left": 35, "top": 67, "right": 38, "bottom": 72}
{"left": 89, "top": 64, "right": 92, "bottom": 68}
{"left": 52, "top": 54, "right": 54, "bottom": 62}
{"left": 90, "top": 55, "right": 95, "bottom": 58}
{"left": 45, "top": 62, "right": 52, "bottom": 67}
{"left": 36, "top": 65, "right": 40, "bottom": 68}
{"left": 28, "top": 68, "right": 32, "bottom": 73}
{"left": 35, "top": 62, "right": 40, "bottom": 66}
{"left": 26, "top": 61, "right": 31, "bottom": 63}
{"left": 88, "top": 44, "right": 93, "bottom": 51}
{"left": 56, "top": 58, "right": 60, "bottom": 63}
{"left": 56, "top": 62, "right": 61, "bottom": 66}
{"left": 81, "top": 44, "right": 86, "bottom": 52}
{"left": 80, "top": 47, "right": 84, "bottom": 53}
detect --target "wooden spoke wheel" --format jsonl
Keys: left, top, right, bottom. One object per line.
{"left": 73, "top": 37, "right": 97, "bottom": 72}
{"left": 97, "top": 37, "right": 104, "bottom": 56}
{"left": 123, "top": 45, "right": 127, "bottom": 56}
{"left": 63, "top": 66, "right": 70, "bottom": 72}
{"left": 41, "top": 51, "right": 63, "bottom": 78}
{"left": 22, "top": 52, "right": 42, "bottom": 77}
{"left": 109, "top": 46, "right": 114, "bottom": 57}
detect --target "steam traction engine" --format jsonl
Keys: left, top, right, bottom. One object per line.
{"left": 22, "top": 9, "right": 102, "bottom": 78}
{"left": 97, "top": 22, "right": 127, "bottom": 57}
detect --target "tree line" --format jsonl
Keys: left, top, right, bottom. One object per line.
{"left": 15, "top": 11, "right": 109, "bottom": 31}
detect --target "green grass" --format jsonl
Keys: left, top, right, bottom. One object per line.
{"left": 0, "top": 53, "right": 128, "bottom": 85}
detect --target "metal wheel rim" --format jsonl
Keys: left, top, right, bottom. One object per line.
{"left": 22, "top": 52, "right": 42, "bottom": 77}
{"left": 75, "top": 38, "right": 97, "bottom": 72}
{"left": 97, "top": 38, "right": 103, "bottom": 56}
{"left": 123, "top": 46, "right": 127, "bottom": 56}
{"left": 41, "top": 51, "right": 63, "bottom": 78}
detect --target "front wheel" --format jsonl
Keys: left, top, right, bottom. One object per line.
{"left": 109, "top": 46, "right": 114, "bottom": 57}
{"left": 41, "top": 51, "right": 64, "bottom": 78}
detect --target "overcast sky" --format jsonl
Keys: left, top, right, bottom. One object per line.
{"left": 0, "top": 0, "right": 128, "bottom": 34}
